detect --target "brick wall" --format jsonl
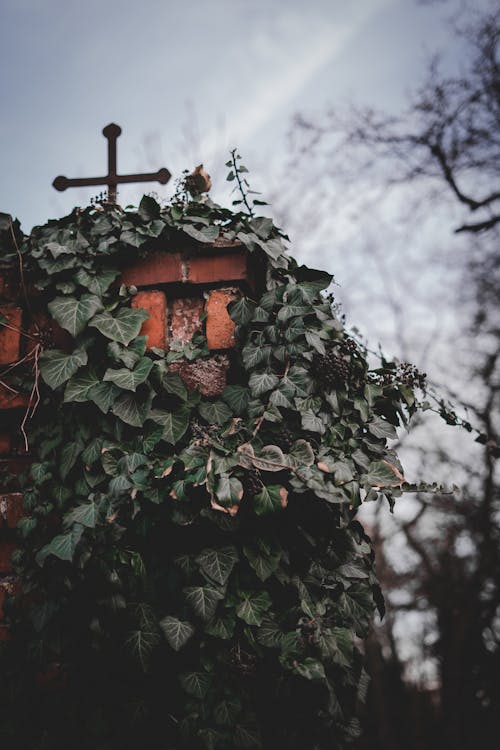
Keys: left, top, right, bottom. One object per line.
{"left": 0, "top": 237, "right": 256, "bottom": 636}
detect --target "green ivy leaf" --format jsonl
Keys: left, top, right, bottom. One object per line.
{"left": 196, "top": 546, "right": 238, "bottom": 586}
{"left": 64, "top": 367, "right": 100, "bottom": 402}
{"left": 90, "top": 307, "right": 149, "bottom": 345}
{"left": 198, "top": 400, "right": 232, "bottom": 425}
{"left": 40, "top": 348, "right": 88, "bottom": 389}
{"left": 228, "top": 297, "right": 256, "bottom": 325}
{"left": 236, "top": 591, "right": 272, "bottom": 626}
{"left": 89, "top": 381, "right": 120, "bottom": 413}
{"left": 36, "top": 523, "right": 84, "bottom": 565}
{"left": 73, "top": 268, "right": 119, "bottom": 295}
{"left": 248, "top": 372, "right": 279, "bottom": 397}
{"left": 182, "top": 223, "right": 219, "bottom": 243}
{"left": 160, "top": 615, "right": 195, "bottom": 651}
{"left": 301, "top": 409, "right": 326, "bottom": 434}
{"left": 180, "top": 671, "right": 212, "bottom": 699}
{"left": 253, "top": 485, "right": 286, "bottom": 516}
{"left": 163, "top": 372, "right": 188, "bottom": 400}
{"left": 243, "top": 543, "right": 281, "bottom": 581}
{"left": 112, "top": 391, "right": 152, "bottom": 427}
{"left": 294, "top": 657, "right": 326, "bottom": 681}
{"left": 222, "top": 385, "right": 249, "bottom": 415}
{"left": 368, "top": 417, "right": 397, "bottom": 440}
{"left": 103, "top": 357, "right": 153, "bottom": 391}
{"left": 48, "top": 294, "right": 103, "bottom": 336}
{"left": 149, "top": 408, "right": 190, "bottom": 444}
{"left": 64, "top": 499, "right": 100, "bottom": 528}
{"left": 184, "top": 585, "right": 224, "bottom": 621}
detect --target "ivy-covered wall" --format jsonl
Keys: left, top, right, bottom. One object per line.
{"left": 0, "top": 191, "right": 430, "bottom": 750}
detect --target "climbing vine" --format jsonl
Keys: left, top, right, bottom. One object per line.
{"left": 0, "top": 164, "right": 451, "bottom": 749}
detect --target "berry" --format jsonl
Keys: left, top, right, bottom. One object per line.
{"left": 313, "top": 349, "right": 351, "bottom": 390}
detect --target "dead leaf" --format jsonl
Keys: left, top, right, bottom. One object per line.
{"left": 280, "top": 487, "right": 289, "bottom": 508}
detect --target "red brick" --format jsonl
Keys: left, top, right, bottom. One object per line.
{"left": 0, "top": 493, "right": 23, "bottom": 528}
{"left": 0, "top": 587, "right": 5, "bottom": 620}
{"left": 169, "top": 354, "right": 230, "bottom": 397}
{"left": 0, "top": 626, "right": 10, "bottom": 641}
{"left": 0, "top": 267, "right": 20, "bottom": 302}
{"left": 0, "top": 543, "right": 16, "bottom": 573}
{"left": 0, "top": 434, "right": 10, "bottom": 454}
{"left": 131, "top": 291, "right": 167, "bottom": 350}
{"left": 206, "top": 289, "right": 237, "bottom": 350}
{"left": 121, "top": 252, "right": 183, "bottom": 287}
{"left": 0, "top": 306, "right": 22, "bottom": 364}
{"left": 171, "top": 297, "right": 203, "bottom": 342}
{"left": 187, "top": 251, "right": 248, "bottom": 285}
{"left": 0, "top": 381, "right": 30, "bottom": 410}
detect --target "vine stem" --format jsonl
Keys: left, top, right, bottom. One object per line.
{"left": 230, "top": 149, "right": 254, "bottom": 217}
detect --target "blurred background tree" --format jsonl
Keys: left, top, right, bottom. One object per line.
{"left": 269, "top": 5, "right": 500, "bottom": 749}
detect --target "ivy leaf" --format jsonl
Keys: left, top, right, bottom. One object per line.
{"left": 180, "top": 671, "right": 212, "bottom": 699}
{"left": 294, "top": 657, "right": 326, "bottom": 681}
{"left": 198, "top": 400, "right": 232, "bottom": 425}
{"left": 254, "top": 485, "right": 286, "bottom": 516}
{"left": 363, "top": 460, "right": 405, "bottom": 488}
{"left": 248, "top": 372, "right": 279, "bottom": 397}
{"left": 196, "top": 546, "right": 238, "bottom": 586}
{"left": 103, "top": 357, "right": 153, "bottom": 391}
{"left": 288, "top": 439, "right": 315, "bottom": 467}
{"left": 243, "top": 543, "right": 281, "bottom": 581}
{"left": 236, "top": 591, "right": 272, "bottom": 626}
{"left": 368, "top": 417, "right": 397, "bottom": 440}
{"left": 90, "top": 307, "right": 149, "bottom": 345}
{"left": 160, "top": 616, "right": 195, "bottom": 651}
{"left": 73, "top": 268, "right": 119, "bottom": 295}
{"left": 36, "top": 523, "right": 84, "bottom": 565}
{"left": 181, "top": 223, "right": 219, "bottom": 243}
{"left": 48, "top": 294, "right": 103, "bottom": 336}
{"left": 89, "top": 382, "right": 120, "bottom": 413}
{"left": 257, "top": 618, "right": 283, "bottom": 648}
{"left": 251, "top": 446, "right": 286, "bottom": 472}
{"left": 184, "top": 585, "right": 224, "bottom": 621}
{"left": 205, "top": 613, "right": 236, "bottom": 640}
{"left": 138, "top": 195, "right": 161, "bottom": 221}
{"left": 40, "top": 348, "right": 88, "bottom": 389}
{"left": 64, "top": 367, "right": 100, "bottom": 402}
{"left": 222, "top": 385, "right": 249, "bottom": 415}
{"left": 112, "top": 391, "right": 152, "bottom": 427}
{"left": 214, "top": 697, "right": 242, "bottom": 727}
{"left": 125, "top": 627, "right": 160, "bottom": 672}
{"left": 228, "top": 297, "right": 256, "bottom": 325}
{"left": 60, "top": 441, "right": 82, "bottom": 480}
{"left": 149, "top": 408, "right": 190, "bottom": 444}
{"left": 216, "top": 474, "right": 244, "bottom": 508}
{"left": 163, "top": 372, "right": 188, "bottom": 400}
{"left": 64, "top": 499, "right": 99, "bottom": 528}
{"left": 301, "top": 409, "right": 326, "bottom": 434}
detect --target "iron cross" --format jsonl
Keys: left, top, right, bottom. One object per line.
{"left": 52, "top": 123, "right": 171, "bottom": 203}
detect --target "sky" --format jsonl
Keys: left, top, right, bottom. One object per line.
{"left": 0, "top": 0, "right": 476, "bottom": 231}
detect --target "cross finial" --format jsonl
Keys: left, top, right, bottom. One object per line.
{"left": 52, "top": 123, "right": 171, "bottom": 203}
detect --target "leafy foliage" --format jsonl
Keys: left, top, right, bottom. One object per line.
{"left": 0, "top": 167, "right": 434, "bottom": 750}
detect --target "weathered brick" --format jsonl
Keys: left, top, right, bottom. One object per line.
{"left": 0, "top": 626, "right": 10, "bottom": 641}
{"left": 171, "top": 297, "right": 203, "bottom": 342}
{"left": 0, "top": 267, "right": 20, "bottom": 302}
{"left": 0, "top": 543, "right": 16, "bottom": 573}
{"left": 0, "top": 381, "right": 30, "bottom": 410}
{"left": 0, "top": 306, "right": 22, "bottom": 364}
{"left": 187, "top": 251, "right": 248, "bottom": 285}
{"left": 170, "top": 354, "right": 230, "bottom": 397}
{"left": 0, "top": 434, "right": 10, "bottom": 454}
{"left": 121, "top": 252, "right": 183, "bottom": 287}
{"left": 0, "top": 493, "right": 23, "bottom": 528}
{"left": 131, "top": 291, "right": 167, "bottom": 350}
{"left": 206, "top": 289, "right": 237, "bottom": 350}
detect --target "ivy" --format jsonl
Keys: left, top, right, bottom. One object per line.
{"left": 0, "top": 159, "right": 443, "bottom": 750}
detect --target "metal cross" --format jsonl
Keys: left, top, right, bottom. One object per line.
{"left": 52, "top": 123, "right": 171, "bottom": 203}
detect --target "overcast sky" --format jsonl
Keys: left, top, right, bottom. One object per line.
{"left": 0, "top": 0, "right": 480, "bottom": 231}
